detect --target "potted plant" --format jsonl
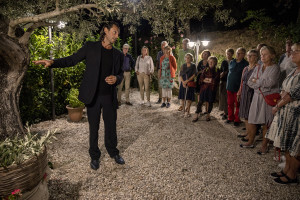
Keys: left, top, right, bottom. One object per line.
{"left": 66, "top": 88, "right": 85, "bottom": 122}
{"left": 0, "top": 127, "right": 56, "bottom": 199}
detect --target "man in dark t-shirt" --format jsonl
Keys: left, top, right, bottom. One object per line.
{"left": 33, "top": 22, "right": 125, "bottom": 170}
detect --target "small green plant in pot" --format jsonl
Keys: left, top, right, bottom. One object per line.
{"left": 66, "top": 88, "right": 85, "bottom": 122}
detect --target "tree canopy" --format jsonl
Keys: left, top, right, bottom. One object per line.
{"left": 0, "top": 0, "right": 236, "bottom": 44}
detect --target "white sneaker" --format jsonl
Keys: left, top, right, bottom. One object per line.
{"left": 140, "top": 100, "right": 145, "bottom": 105}
{"left": 146, "top": 101, "right": 151, "bottom": 107}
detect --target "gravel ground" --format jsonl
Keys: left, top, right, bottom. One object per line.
{"left": 31, "top": 89, "right": 300, "bottom": 200}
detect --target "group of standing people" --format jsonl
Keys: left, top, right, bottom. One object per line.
{"left": 224, "top": 41, "right": 300, "bottom": 185}
{"left": 33, "top": 21, "right": 299, "bottom": 186}
{"left": 162, "top": 38, "right": 300, "bottom": 185}
{"left": 118, "top": 41, "right": 178, "bottom": 108}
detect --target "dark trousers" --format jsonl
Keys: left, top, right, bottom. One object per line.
{"left": 86, "top": 94, "right": 119, "bottom": 160}
{"left": 196, "top": 100, "right": 213, "bottom": 114}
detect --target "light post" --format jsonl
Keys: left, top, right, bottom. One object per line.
{"left": 188, "top": 39, "right": 210, "bottom": 66}
{"left": 48, "top": 26, "right": 55, "bottom": 121}
{"left": 48, "top": 21, "right": 66, "bottom": 121}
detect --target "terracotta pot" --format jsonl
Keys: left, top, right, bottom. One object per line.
{"left": 66, "top": 105, "right": 84, "bottom": 122}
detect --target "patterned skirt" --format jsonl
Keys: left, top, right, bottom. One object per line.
{"left": 267, "top": 101, "right": 300, "bottom": 156}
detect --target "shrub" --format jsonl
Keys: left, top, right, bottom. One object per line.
{"left": 66, "top": 88, "right": 84, "bottom": 108}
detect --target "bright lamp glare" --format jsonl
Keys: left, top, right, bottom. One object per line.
{"left": 57, "top": 21, "right": 67, "bottom": 29}
{"left": 188, "top": 42, "right": 195, "bottom": 48}
{"left": 201, "top": 40, "right": 209, "bottom": 46}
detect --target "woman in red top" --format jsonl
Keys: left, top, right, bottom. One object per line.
{"left": 193, "top": 56, "right": 220, "bottom": 121}
{"left": 159, "top": 46, "right": 177, "bottom": 108}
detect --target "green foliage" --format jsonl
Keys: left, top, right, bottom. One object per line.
{"left": 126, "top": 36, "right": 133, "bottom": 55}
{"left": 243, "top": 9, "right": 300, "bottom": 45}
{"left": 113, "top": 38, "right": 122, "bottom": 50}
{"left": 242, "top": 10, "right": 274, "bottom": 38}
{"left": 20, "top": 28, "right": 85, "bottom": 124}
{"left": 66, "top": 88, "right": 84, "bottom": 108}
{"left": 20, "top": 28, "right": 137, "bottom": 124}
{"left": 0, "top": 126, "right": 56, "bottom": 168}
{"left": 212, "top": 53, "right": 226, "bottom": 69}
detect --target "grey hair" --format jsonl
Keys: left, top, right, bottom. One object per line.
{"left": 161, "top": 41, "right": 168, "bottom": 45}
{"left": 182, "top": 38, "right": 190, "bottom": 43}
{"left": 123, "top": 43, "right": 130, "bottom": 49}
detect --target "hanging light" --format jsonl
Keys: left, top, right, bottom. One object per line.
{"left": 188, "top": 42, "right": 195, "bottom": 48}
{"left": 201, "top": 40, "right": 210, "bottom": 47}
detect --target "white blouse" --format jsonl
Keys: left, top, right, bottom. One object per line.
{"left": 135, "top": 55, "right": 154, "bottom": 75}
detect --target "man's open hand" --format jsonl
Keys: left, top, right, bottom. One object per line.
{"left": 32, "top": 60, "right": 53, "bottom": 68}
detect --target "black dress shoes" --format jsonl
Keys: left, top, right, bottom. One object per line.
{"left": 113, "top": 155, "right": 125, "bottom": 165}
{"left": 90, "top": 159, "right": 100, "bottom": 170}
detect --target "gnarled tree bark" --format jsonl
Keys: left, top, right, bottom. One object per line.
{"left": 0, "top": 33, "right": 29, "bottom": 140}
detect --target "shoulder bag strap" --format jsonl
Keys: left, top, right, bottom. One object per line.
{"left": 257, "top": 66, "right": 266, "bottom": 99}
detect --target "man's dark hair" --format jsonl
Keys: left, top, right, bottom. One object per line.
{"left": 100, "top": 22, "right": 120, "bottom": 42}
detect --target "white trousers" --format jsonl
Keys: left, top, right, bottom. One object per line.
{"left": 162, "top": 88, "right": 172, "bottom": 99}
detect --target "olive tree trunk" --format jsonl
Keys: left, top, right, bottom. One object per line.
{"left": 0, "top": 33, "right": 29, "bottom": 140}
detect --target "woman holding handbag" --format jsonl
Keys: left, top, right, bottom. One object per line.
{"left": 192, "top": 56, "right": 220, "bottom": 122}
{"left": 241, "top": 46, "right": 280, "bottom": 154}
{"left": 178, "top": 53, "right": 197, "bottom": 117}
{"left": 159, "top": 46, "right": 177, "bottom": 108}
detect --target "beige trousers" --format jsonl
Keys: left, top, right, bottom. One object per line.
{"left": 117, "top": 71, "right": 131, "bottom": 102}
{"left": 137, "top": 72, "right": 150, "bottom": 101}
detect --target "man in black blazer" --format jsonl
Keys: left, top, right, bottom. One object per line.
{"left": 33, "top": 22, "right": 125, "bottom": 170}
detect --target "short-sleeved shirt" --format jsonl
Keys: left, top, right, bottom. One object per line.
{"left": 180, "top": 63, "right": 197, "bottom": 81}
{"left": 177, "top": 49, "right": 195, "bottom": 72}
{"left": 226, "top": 58, "right": 249, "bottom": 92}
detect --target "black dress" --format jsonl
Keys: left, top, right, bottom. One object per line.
{"left": 178, "top": 63, "right": 197, "bottom": 101}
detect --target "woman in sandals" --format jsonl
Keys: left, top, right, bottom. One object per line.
{"left": 192, "top": 56, "right": 220, "bottom": 122}
{"left": 237, "top": 50, "right": 259, "bottom": 140}
{"left": 241, "top": 46, "right": 280, "bottom": 154}
{"left": 267, "top": 42, "right": 300, "bottom": 185}
{"left": 178, "top": 53, "right": 197, "bottom": 117}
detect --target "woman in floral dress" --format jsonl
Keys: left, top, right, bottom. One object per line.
{"left": 159, "top": 46, "right": 177, "bottom": 108}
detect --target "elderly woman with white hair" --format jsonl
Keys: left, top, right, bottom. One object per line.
{"left": 240, "top": 46, "right": 280, "bottom": 155}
